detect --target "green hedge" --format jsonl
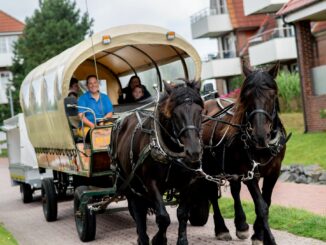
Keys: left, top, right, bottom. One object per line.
{"left": 276, "top": 71, "right": 302, "bottom": 113}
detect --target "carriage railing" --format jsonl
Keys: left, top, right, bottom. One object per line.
{"left": 248, "top": 27, "right": 295, "bottom": 46}
{"left": 190, "top": 5, "right": 228, "bottom": 24}
{"left": 67, "top": 104, "right": 97, "bottom": 149}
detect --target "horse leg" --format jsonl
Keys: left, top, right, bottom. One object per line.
{"left": 230, "top": 180, "right": 250, "bottom": 239}
{"left": 249, "top": 173, "right": 279, "bottom": 245}
{"left": 176, "top": 191, "right": 190, "bottom": 245}
{"left": 245, "top": 179, "right": 276, "bottom": 245}
{"left": 209, "top": 183, "right": 232, "bottom": 240}
{"left": 150, "top": 180, "right": 170, "bottom": 245}
{"left": 128, "top": 197, "right": 150, "bottom": 245}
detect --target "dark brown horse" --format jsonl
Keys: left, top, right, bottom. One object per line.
{"left": 198, "top": 63, "right": 289, "bottom": 245}
{"left": 110, "top": 80, "right": 204, "bottom": 245}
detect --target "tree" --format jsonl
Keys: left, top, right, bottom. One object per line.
{"left": 0, "top": 0, "right": 93, "bottom": 123}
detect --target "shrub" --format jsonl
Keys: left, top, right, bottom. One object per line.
{"left": 276, "top": 71, "right": 302, "bottom": 112}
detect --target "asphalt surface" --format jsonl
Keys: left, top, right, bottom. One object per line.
{"left": 0, "top": 158, "right": 325, "bottom": 245}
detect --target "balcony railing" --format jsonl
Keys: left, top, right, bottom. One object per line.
{"left": 190, "top": 6, "right": 227, "bottom": 24}
{"left": 203, "top": 50, "right": 236, "bottom": 62}
{"left": 249, "top": 27, "right": 295, "bottom": 46}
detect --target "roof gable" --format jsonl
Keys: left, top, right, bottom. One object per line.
{"left": 0, "top": 10, "right": 24, "bottom": 33}
{"left": 277, "top": 0, "right": 318, "bottom": 16}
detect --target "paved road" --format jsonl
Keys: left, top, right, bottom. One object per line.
{"left": 223, "top": 180, "right": 326, "bottom": 216}
{"left": 0, "top": 158, "right": 325, "bottom": 245}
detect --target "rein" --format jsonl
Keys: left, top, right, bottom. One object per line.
{"left": 112, "top": 94, "right": 204, "bottom": 197}
{"left": 201, "top": 98, "right": 290, "bottom": 184}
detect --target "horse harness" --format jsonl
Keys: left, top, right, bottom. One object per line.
{"left": 110, "top": 98, "right": 203, "bottom": 198}
{"left": 200, "top": 98, "right": 291, "bottom": 187}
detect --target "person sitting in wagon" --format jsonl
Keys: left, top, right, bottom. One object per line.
{"left": 131, "top": 85, "right": 145, "bottom": 102}
{"left": 68, "top": 77, "right": 80, "bottom": 99}
{"left": 77, "top": 75, "right": 113, "bottom": 138}
{"left": 118, "top": 75, "right": 151, "bottom": 103}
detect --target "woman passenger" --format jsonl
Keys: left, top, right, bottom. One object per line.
{"left": 118, "top": 75, "right": 151, "bottom": 103}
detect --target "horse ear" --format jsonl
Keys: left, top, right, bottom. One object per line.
{"left": 193, "top": 80, "right": 201, "bottom": 93}
{"left": 268, "top": 62, "right": 280, "bottom": 79}
{"left": 242, "top": 62, "right": 252, "bottom": 77}
{"left": 163, "top": 80, "right": 173, "bottom": 94}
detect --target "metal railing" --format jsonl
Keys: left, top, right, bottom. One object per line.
{"left": 249, "top": 27, "right": 295, "bottom": 46}
{"left": 203, "top": 50, "right": 237, "bottom": 62}
{"left": 190, "top": 6, "right": 227, "bottom": 24}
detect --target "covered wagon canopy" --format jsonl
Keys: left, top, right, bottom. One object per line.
{"left": 19, "top": 24, "right": 202, "bottom": 150}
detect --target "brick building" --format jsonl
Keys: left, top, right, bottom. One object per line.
{"left": 190, "top": 0, "right": 265, "bottom": 95}
{"left": 277, "top": 0, "right": 326, "bottom": 132}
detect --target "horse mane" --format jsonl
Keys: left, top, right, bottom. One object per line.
{"left": 159, "top": 81, "right": 203, "bottom": 119}
{"left": 226, "top": 70, "right": 279, "bottom": 138}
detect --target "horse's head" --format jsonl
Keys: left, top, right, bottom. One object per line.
{"left": 240, "top": 63, "right": 279, "bottom": 149}
{"left": 160, "top": 80, "right": 204, "bottom": 169}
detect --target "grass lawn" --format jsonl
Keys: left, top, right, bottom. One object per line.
{"left": 280, "top": 113, "right": 326, "bottom": 170}
{"left": 0, "top": 148, "right": 7, "bottom": 158}
{"left": 0, "top": 224, "right": 18, "bottom": 245}
{"left": 218, "top": 198, "right": 326, "bottom": 241}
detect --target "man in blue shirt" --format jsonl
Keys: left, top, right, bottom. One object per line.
{"left": 77, "top": 75, "right": 113, "bottom": 137}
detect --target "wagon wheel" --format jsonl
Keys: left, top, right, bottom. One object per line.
{"left": 74, "top": 186, "right": 96, "bottom": 242}
{"left": 41, "top": 178, "right": 58, "bottom": 222}
{"left": 189, "top": 199, "right": 210, "bottom": 226}
{"left": 20, "top": 183, "right": 33, "bottom": 203}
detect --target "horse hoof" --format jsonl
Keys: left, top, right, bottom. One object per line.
{"left": 176, "top": 239, "right": 188, "bottom": 245}
{"left": 236, "top": 229, "right": 250, "bottom": 240}
{"left": 152, "top": 236, "right": 167, "bottom": 245}
{"left": 252, "top": 239, "right": 263, "bottom": 245}
{"left": 216, "top": 232, "right": 232, "bottom": 241}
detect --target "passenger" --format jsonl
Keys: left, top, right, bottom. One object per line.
{"left": 77, "top": 75, "right": 113, "bottom": 138}
{"left": 118, "top": 75, "right": 151, "bottom": 103}
{"left": 132, "top": 85, "right": 145, "bottom": 102}
{"left": 68, "top": 77, "right": 80, "bottom": 99}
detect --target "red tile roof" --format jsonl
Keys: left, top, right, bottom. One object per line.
{"left": 226, "top": 0, "right": 266, "bottom": 29}
{"left": 277, "top": 0, "right": 318, "bottom": 16}
{"left": 0, "top": 10, "right": 24, "bottom": 33}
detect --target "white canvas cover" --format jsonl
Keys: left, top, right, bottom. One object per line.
{"left": 19, "top": 24, "right": 202, "bottom": 150}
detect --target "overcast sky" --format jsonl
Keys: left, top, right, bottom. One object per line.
{"left": 1, "top": 0, "right": 217, "bottom": 57}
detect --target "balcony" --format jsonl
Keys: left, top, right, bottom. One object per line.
{"left": 243, "top": 0, "right": 288, "bottom": 16}
{"left": 201, "top": 50, "right": 242, "bottom": 80}
{"left": 248, "top": 27, "right": 297, "bottom": 66}
{"left": 190, "top": 7, "right": 233, "bottom": 39}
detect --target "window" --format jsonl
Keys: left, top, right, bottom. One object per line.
{"left": 21, "top": 83, "right": 32, "bottom": 116}
{"left": 0, "top": 37, "right": 7, "bottom": 53}
{"left": 0, "top": 36, "right": 18, "bottom": 53}
{"left": 31, "top": 78, "right": 44, "bottom": 114}
{"left": 44, "top": 72, "right": 58, "bottom": 111}
{"left": 7, "top": 36, "right": 18, "bottom": 53}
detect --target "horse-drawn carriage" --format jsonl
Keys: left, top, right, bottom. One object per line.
{"left": 19, "top": 24, "right": 206, "bottom": 242}
{"left": 19, "top": 23, "right": 290, "bottom": 244}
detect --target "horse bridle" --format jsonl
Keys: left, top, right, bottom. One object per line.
{"left": 172, "top": 97, "right": 202, "bottom": 147}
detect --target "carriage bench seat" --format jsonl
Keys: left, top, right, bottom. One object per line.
{"left": 64, "top": 96, "right": 83, "bottom": 143}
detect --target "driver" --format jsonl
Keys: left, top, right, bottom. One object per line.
{"left": 77, "top": 75, "right": 113, "bottom": 137}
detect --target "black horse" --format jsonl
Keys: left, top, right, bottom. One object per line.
{"left": 111, "top": 80, "right": 204, "bottom": 245}
{"left": 197, "top": 63, "right": 289, "bottom": 245}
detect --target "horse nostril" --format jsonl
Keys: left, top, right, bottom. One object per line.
{"left": 186, "top": 149, "right": 200, "bottom": 162}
